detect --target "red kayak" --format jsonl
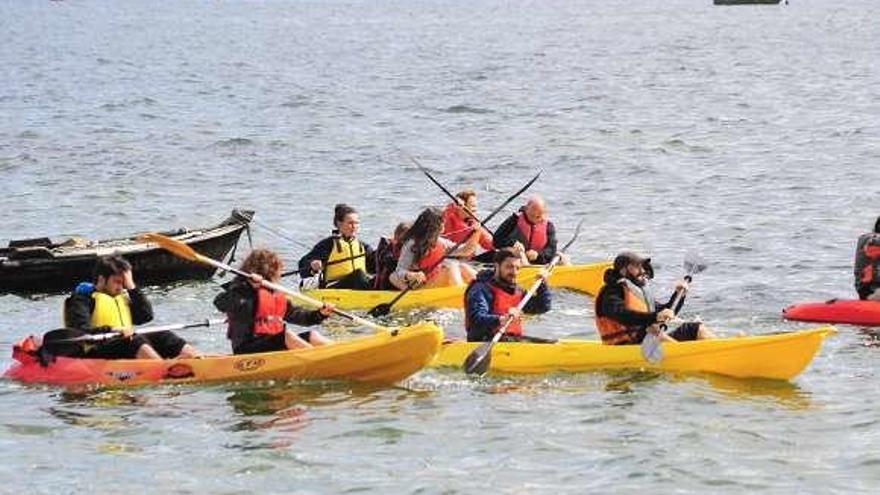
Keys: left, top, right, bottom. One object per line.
{"left": 783, "top": 299, "right": 880, "bottom": 326}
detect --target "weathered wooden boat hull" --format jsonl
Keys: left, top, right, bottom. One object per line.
{"left": 0, "top": 210, "right": 253, "bottom": 293}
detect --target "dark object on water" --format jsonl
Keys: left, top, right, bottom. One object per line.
{"left": 714, "top": 0, "right": 781, "bottom": 4}
{"left": 0, "top": 209, "right": 254, "bottom": 293}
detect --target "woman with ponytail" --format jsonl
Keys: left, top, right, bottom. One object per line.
{"left": 297, "top": 204, "right": 375, "bottom": 290}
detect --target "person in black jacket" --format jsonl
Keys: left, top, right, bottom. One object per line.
{"left": 854, "top": 216, "right": 880, "bottom": 300}
{"left": 594, "top": 252, "right": 715, "bottom": 345}
{"left": 216, "top": 249, "right": 333, "bottom": 355}
{"left": 297, "top": 204, "right": 375, "bottom": 289}
{"left": 492, "top": 196, "right": 564, "bottom": 265}
{"left": 63, "top": 255, "right": 198, "bottom": 359}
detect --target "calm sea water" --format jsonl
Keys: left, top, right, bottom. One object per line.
{"left": 2, "top": 0, "right": 879, "bottom": 493}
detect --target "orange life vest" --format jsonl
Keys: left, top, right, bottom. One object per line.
{"left": 253, "top": 288, "right": 287, "bottom": 335}
{"left": 515, "top": 212, "right": 548, "bottom": 251}
{"left": 490, "top": 282, "right": 524, "bottom": 336}
{"left": 595, "top": 280, "right": 652, "bottom": 345}
{"left": 416, "top": 241, "right": 447, "bottom": 281}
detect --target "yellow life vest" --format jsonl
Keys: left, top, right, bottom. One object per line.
{"left": 90, "top": 292, "right": 133, "bottom": 329}
{"left": 325, "top": 237, "right": 366, "bottom": 282}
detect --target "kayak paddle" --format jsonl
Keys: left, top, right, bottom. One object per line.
{"left": 640, "top": 252, "right": 708, "bottom": 363}
{"left": 408, "top": 154, "right": 493, "bottom": 235}
{"left": 140, "top": 233, "right": 395, "bottom": 333}
{"left": 366, "top": 169, "right": 543, "bottom": 317}
{"left": 49, "top": 318, "right": 226, "bottom": 343}
{"left": 463, "top": 220, "right": 583, "bottom": 375}
{"left": 280, "top": 251, "right": 367, "bottom": 278}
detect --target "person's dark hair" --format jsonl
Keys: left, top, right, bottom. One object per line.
{"left": 93, "top": 256, "right": 132, "bottom": 281}
{"left": 874, "top": 216, "right": 880, "bottom": 234}
{"left": 393, "top": 222, "right": 411, "bottom": 240}
{"left": 333, "top": 204, "right": 357, "bottom": 228}
{"left": 401, "top": 207, "right": 443, "bottom": 260}
{"left": 493, "top": 247, "right": 520, "bottom": 265}
{"left": 612, "top": 251, "right": 645, "bottom": 274}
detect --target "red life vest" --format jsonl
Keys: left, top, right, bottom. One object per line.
{"left": 855, "top": 233, "right": 880, "bottom": 287}
{"left": 11, "top": 335, "right": 39, "bottom": 365}
{"left": 515, "top": 212, "right": 549, "bottom": 251}
{"left": 416, "top": 241, "right": 447, "bottom": 281}
{"left": 442, "top": 203, "right": 493, "bottom": 250}
{"left": 490, "top": 282, "right": 524, "bottom": 336}
{"left": 253, "top": 288, "right": 287, "bottom": 335}
{"left": 595, "top": 281, "right": 651, "bottom": 345}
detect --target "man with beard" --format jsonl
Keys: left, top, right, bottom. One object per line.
{"left": 594, "top": 251, "right": 715, "bottom": 345}
{"left": 464, "top": 248, "right": 552, "bottom": 342}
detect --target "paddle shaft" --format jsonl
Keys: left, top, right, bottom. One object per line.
{"left": 280, "top": 251, "right": 366, "bottom": 278}
{"left": 464, "top": 220, "right": 582, "bottom": 374}
{"left": 59, "top": 318, "right": 226, "bottom": 343}
{"left": 370, "top": 169, "right": 542, "bottom": 316}
{"left": 659, "top": 274, "right": 694, "bottom": 333}
{"left": 195, "top": 252, "right": 388, "bottom": 332}
{"left": 409, "top": 155, "right": 493, "bottom": 234}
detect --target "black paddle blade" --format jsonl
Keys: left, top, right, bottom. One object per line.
{"left": 683, "top": 251, "right": 708, "bottom": 275}
{"left": 367, "top": 303, "right": 392, "bottom": 318}
{"left": 463, "top": 342, "right": 493, "bottom": 375}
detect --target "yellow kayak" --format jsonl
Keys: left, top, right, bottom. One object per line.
{"left": 304, "top": 261, "right": 611, "bottom": 310}
{"left": 5, "top": 322, "right": 443, "bottom": 387}
{"left": 430, "top": 326, "right": 835, "bottom": 380}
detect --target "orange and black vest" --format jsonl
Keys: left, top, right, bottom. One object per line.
{"left": 416, "top": 241, "right": 447, "bottom": 281}
{"left": 253, "top": 288, "right": 287, "bottom": 335}
{"left": 515, "top": 212, "right": 549, "bottom": 251}
{"left": 855, "top": 233, "right": 880, "bottom": 289}
{"left": 595, "top": 280, "right": 654, "bottom": 345}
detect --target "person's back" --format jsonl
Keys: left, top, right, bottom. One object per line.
{"left": 854, "top": 216, "right": 880, "bottom": 300}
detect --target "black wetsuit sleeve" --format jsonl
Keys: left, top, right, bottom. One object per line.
{"left": 492, "top": 214, "right": 519, "bottom": 250}
{"left": 64, "top": 294, "right": 96, "bottom": 331}
{"left": 597, "top": 284, "right": 658, "bottom": 327}
{"left": 213, "top": 280, "right": 256, "bottom": 317}
{"left": 284, "top": 302, "right": 328, "bottom": 326}
{"left": 298, "top": 237, "right": 335, "bottom": 276}
{"left": 657, "top": 290, "right": 686, "bottom": 314}
{"left": 128, "top": 288, "right": 154, "bottom": 325}
{"left": 523, "top": 282, "right": 551, "bottom": 315}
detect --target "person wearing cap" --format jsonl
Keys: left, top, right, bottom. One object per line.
{"left": 492, "top": 195, "right": 567, "bottom": 265}
{"left": 855, "top": 216, "right": 880, "bottom": 300}
{"left": 594, "top": 251, "right": 715, "bottom": 345}
{"left": 464, "top": 248, "right": 552, "bottom": 342}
